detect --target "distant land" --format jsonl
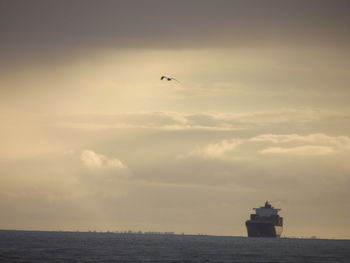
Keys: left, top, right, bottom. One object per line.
{"left": 1, "top": 229, "right": 348, "bottom": 241}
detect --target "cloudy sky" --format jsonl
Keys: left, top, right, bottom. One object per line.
{"left": 1, "top": 0, "right": 350, "bottom": 239}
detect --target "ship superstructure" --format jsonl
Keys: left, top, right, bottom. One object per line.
{"left": 245, "top": 201, "right": 283, "bottom": 237}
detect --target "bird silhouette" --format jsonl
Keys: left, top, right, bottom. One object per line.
{"left": 160, "top": 76, "right": 181, "bottom": 84}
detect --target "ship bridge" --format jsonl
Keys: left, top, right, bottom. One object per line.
{"left": 253, "top": 201, "right": 281, "bottom": 217}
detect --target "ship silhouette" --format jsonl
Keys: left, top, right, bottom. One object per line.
{"left": 245, "top": 201, "right": 283, "bottom": 237}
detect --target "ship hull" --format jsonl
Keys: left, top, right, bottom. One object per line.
{"left": 245, "top": 221, "right": 282, "bottom": 237}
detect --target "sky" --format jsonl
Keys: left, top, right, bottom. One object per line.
{"left": 1, "top": 0, "right": 350, "bottom": 239}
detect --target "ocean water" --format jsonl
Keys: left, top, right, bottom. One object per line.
{"left": 0, "top": 230, "right": 349, "bottom": 262}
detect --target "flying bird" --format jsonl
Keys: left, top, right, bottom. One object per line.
{"left": 160, "top": 75, "right": 181, "bottom": 84}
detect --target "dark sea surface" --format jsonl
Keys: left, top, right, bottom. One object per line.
{"left": 0, "top": 230, "right": 349, "bottom": 263}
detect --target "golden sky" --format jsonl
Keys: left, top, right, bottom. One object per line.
{"left": 1, "top": 0, "right": 350, "bottom": 239}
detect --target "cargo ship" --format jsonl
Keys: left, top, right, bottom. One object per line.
{"left": 245, "top": 201, "right": 283, "bottom": 237}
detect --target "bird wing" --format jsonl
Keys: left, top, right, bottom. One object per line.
{"left": 161, "top": 76, "right": 182, "bottom": 85}
{"left": 170, "top": 78, "right": 182, "bottom": 84}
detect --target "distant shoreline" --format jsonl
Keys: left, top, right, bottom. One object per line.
{"left": 1, "top": 229, "right": 349, "bottom": 241}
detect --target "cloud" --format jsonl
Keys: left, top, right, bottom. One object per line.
{"left": 2, "top": 109, "right": 350, "bottom": 161}
{"left": 251, "top": 133, "right": 350, "bottom": 149}
{"left": 191, "top": 139, "right": 242, "bottom": 160}
{"left": 189, "top": 133, "right": 350, "bottom": 160}
{"left": 52, "top": 109, "right": 349, "bottom": 133}
{"left": 53, "top": 111, "right": 242, "bottom": 132}
{"left": 260, "top": 145, "right": 337, "bottom": 155}
{"left": 80, "top": 150, "right": 126, "bottom": 171}
{"left": 1, "top": 0, "right": 349, "bottom": 61}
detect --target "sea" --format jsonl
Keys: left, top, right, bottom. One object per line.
{"left": 0, "top": 230, "right": 349, "bottom": 262}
